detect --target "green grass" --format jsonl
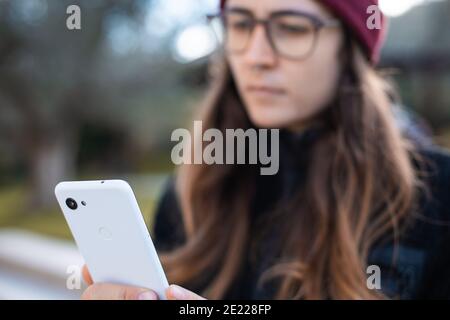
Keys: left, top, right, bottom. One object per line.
{"left": 0, "top": 185, "right": 27, "bottom": 225}
{"left": 0, "top": 182, "right": 160, "bottom": 240}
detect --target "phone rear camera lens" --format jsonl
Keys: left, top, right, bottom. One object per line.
{"left": 65, "top": 198, "right": 78, "bottom": 210}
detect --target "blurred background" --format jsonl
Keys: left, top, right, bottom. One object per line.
{"left": 0, "top": 0, "right": 449, "bottom": 299}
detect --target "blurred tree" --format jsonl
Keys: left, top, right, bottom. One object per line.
{"left": 0, "top": 0, "right": 158, "bottom": 210}
{"left": 381, "top": 0, "right": 450, "bottom": 129}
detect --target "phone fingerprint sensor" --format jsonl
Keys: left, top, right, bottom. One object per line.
{"left": 98, "top": 227, "right": 112, "bottom": 240}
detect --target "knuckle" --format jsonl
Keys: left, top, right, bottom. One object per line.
{"left": 81, "top": 284, "right": 97, "bottom": 300}
{"left": 123, "top": 287, "right": 138, "bottom": 300}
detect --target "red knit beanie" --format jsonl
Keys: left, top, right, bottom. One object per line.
{"left": 219, "top": 0, "right": 387, "bottom": 64}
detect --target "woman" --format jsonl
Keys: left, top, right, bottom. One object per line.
{"left": 81, "top": 0, "right": 450, "bottom": 300}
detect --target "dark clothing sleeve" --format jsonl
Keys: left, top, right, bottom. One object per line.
{"left": 374, "top": 145, "right": 450, "bottom": 299}
{"left": 151, "top": 176, "right": 186, "bottom": 253}
{"left": 415, "top": 146, "right": 450, "bottom": 298}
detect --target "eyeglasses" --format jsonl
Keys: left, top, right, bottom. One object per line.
{"left": 207, "top": 9, "right": 340, "bottom": 61}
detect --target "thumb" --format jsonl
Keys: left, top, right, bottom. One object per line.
{"left": 166, "top": 285, "right": 206, "bottom": 300}
{"left": 82, "top": 264, "right": 93, "bottom": 285}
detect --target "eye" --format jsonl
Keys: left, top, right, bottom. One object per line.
{"left": 276, "top": 23, "right": 310, "bottom": 35}
{"left": 229, "top": 19, "right": 253, "bottom": 31}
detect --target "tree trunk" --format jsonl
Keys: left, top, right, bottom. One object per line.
{"left": 27, "top": 131, "right": 78, "bottom": 211}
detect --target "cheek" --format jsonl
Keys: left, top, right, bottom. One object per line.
{"left": 285, "top": 44, "right": 341, "bottom": 120}
{"left": 287, "top": 60, "right": 339, "bottom": 117}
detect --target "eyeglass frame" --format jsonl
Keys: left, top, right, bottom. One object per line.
{"left": 206, "top": 8, "right": 341, "bottom": 61}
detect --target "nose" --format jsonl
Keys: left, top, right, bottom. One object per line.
{"left": 243, "top": 24, "right": 278, "bottom": 69}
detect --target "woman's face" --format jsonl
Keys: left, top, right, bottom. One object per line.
{"left": 226, "top": 0, "right": 343, "bottom": 131}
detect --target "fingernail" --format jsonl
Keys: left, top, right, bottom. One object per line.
{"left": 138, "top": 291, "right": 157, "bottom": 300}
{"left": 169, "top": 285, "right": 186, "bottom": 300}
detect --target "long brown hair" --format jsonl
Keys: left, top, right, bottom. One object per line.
{"left": 159, "top": 34, "right": 420, "bottom": 299}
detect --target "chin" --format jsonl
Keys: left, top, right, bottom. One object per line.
{"left": 247, "top": 112, "right": 293, "bottom": 129}
{"left": 245, "top": 107, "right": 303, "bottom": 130}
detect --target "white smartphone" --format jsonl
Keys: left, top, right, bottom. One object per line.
{"left": 54, "top": 179, "right": 169, "bottom": 299}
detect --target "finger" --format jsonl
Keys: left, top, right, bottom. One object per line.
{"left": 81, "top": 283, "right": 159, "bottom": 300}
{"left": 166, "top": 285, "right": 206, "bottom": 300}
{"left": 82, "top": 265, "right": 93, "bottom": 285}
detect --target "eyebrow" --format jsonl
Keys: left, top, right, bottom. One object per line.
{"left": 225, "top": 6, "right": 330, "bottom": 21}
{"left": 226, "top": 6, "right": 252, "bottom": 14}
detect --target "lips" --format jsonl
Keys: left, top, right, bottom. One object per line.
{"left": 246, "top": 85, "right": 286, "bottom": 95}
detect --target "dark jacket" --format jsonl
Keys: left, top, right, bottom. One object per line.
{"left": 151, "top": 129, "right": 450, "bottom": 299}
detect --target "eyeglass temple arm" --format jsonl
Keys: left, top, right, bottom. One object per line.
{"left": 322, "top": 19, "right": 341, "bottom": 28}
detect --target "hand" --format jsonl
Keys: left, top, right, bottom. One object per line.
{"left": 81, "top": 265, "right": 206, "bottom": 300}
